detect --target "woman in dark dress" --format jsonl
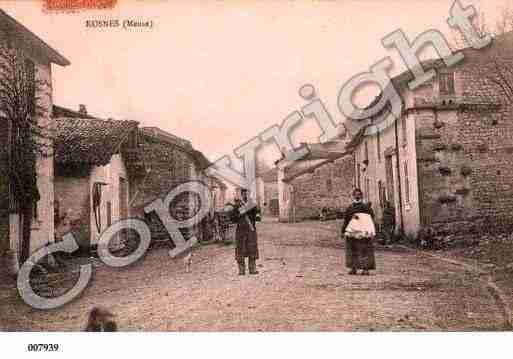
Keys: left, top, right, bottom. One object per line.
{"left": 341, "top": 188, "right": 376, "bottom": 275}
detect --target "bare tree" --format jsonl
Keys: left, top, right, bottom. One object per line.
{"left": 494, "top": 6, "right": 513, "bottom": 36}
{"left": 451, "top": 3, "right": 513, "bottom": 103}
{"left": 0, "top": 44, "right": 50, "bottom": 265}
{"left": 451, "top": 1, "right": 490, "bottom": 50}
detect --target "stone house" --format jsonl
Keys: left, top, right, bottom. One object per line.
{"left": 52, "top": 109, "right": 145, "bottom": 249}
{"left": 130, "top": 127, "right": 222, "bottom": 241}
{"left": 276, "top": 141, "right": 354, "bottom": 222}
{"left": 0, "top": 10, "right": 70, "bottom": 264}
{"left": 213, "top": 177, "right": 228, "bottom": 210}
{"left": 53, "top": 115, "right": 221, "bottom": 249}
{"left": 347, "top": 33, "right": 513, "bottom": 237}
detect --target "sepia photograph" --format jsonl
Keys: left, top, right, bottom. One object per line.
{"left": 0, "top": 0, "right": 513, "bottom": 356}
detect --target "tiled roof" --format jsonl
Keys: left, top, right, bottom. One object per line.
{"left": 191, "top": 149, "right": 212, "bottom": 170}
{"left": 210, "top": 175, "right": 228, "bottom": 189}
{"left": 140, "top": 126, "right": 212, "bottom": 170}
{"left": 282, "top": 159, "right": 328, "bottom": 183}
{"left": 54, "top": 117, "right": 138, "bottom": 165}
{"left": 52, "top": 105, "right": 98, "bottom": 120}
{"left": 140, "top": 127, "right": 192, "bottom": 149}
{"left": 302, "top": 141, "right": 348, "bottom": 160}
{"left": 275, "top": 140, "right": 348, "bottom": 167}
{"left": 345, "top": 125, "right": 370, "bottom": 151}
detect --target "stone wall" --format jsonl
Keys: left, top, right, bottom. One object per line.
{"left": 289, "top": 156, "right": 354, "bottom": 221}
{"left": 134, "top": 136, "right": 193, "bottom": 204}
{"left": 89, "top": 154, "right": 129, "bottom": 248}
{"left": 415, "top": 47, "right": 513, "bottom": 235}
{"left": 0, "top": 119, "right": 8, "bottom": 253}
{"left": 416, "top": 106, "right": 513, "bottom": 235}
{"left": 131, "top": 135, "right": 197, "bottom": 241}
{"left": 54, "top": 164, "right": 91, "bottom": 248}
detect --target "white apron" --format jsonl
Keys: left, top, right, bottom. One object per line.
{"left": 344, "top": 213, "right": 376, "bottom": 239}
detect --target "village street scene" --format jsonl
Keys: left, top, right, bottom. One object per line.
{"left": 1, "top": 220, "right": 511, "bottom": 331}
{"left": 1, "top": 1, "right": 513, "bottom": 334}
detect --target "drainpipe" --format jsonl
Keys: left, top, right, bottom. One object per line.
{"left": 394, "top": 116, "right": 405, "bottom": 234}
{"left": 290, "top": 183, "right": 296, "bottom": 223}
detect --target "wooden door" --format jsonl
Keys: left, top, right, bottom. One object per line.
{"left": 385, "top": 155, "right": 395, "bottom": 207}
{"left": 119, "top": 177, "right": 128, "bottom": 219}
{"left": 269, "top": 198, "right": 279, "bottom": 216}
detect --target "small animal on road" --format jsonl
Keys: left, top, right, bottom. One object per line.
{"left": 184, "top": 252, "right": 193, "bottom": 273}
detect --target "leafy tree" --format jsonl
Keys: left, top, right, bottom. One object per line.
{"left": 0, "top": 44, "right": 50, "bottom": 265}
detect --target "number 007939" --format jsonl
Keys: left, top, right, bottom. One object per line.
{"left": 27, "top": 344, "right": 60, "bottom": 352}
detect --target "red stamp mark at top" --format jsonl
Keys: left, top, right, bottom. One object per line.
{"left": 44, "top": 0, "right": 118, "bottom": 11}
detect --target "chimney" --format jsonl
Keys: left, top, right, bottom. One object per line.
{"left": 78, "top": 104, "right": 87, "bottom": 115}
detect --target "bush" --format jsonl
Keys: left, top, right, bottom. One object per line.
{"left": 460, "top": 166, "right": 472, "bottom": 177}
{"left": 433, "top": 121, "right": 445, "bottom": 129}
{"left": 439, "top": 166, "right": 452, "bottom": 176}
{"left": 397, "top": 232, "right": 417, "bottom": 246}
{"left": 439, "top": 194, "right": 457, "bottom": 204}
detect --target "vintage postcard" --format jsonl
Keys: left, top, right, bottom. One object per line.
{"left": 1, "top": 0, "right": 513, "bottom": 355}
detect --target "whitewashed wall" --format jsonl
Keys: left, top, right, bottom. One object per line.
{"left": 89, "top": 154, "right": 129, "bottom": 247}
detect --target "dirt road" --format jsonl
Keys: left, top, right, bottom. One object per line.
{"left": 0, "top": 219, "right": 508, "bottom": 331}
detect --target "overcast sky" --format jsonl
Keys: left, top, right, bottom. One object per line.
{"left": 1, "top": 0, "right": 509, "bottom": 165}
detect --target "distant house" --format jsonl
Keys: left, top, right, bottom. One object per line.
{"left": 190, "top": 148, "right": 228, "bottom": 209}
{"left": 211, "top": 176, "right": 228, "bottom": 211}
{"left": 346, "top": 33, "right": 513, "bottom": 237}
{"left": 276, "top": 141, "right": 354, "bottom": 222}
{"left": 260, "top": 168, "right": 279, "bottom": 217}
{"left": 0, "top": 10, "right": 70, "bottom": 265}
{"left": 52, "top": 110, "right": 145, "bottom": 250}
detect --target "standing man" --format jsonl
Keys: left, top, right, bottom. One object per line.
{"left": 233, "top": 188, "right": 259, "bottom": 275}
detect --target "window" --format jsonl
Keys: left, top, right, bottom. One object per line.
{"left": 107, "top": 202, "right": 112, "bottom": 227}
{"left": 377, "top": 130, "right": 381, "bottom": 162}
{"left": 24, "top": 58, "right": 36, "bottom": 116}
{"left": 356, "top": 163, "right": 361, "bottom": 189}
{"left": 326, "top": 178, "right": 332, "bottom": 192}
{"left": 404, "top": 162, "right": 410, "bottom": 204}
{"left": 439, "top": 72, "right": 455, "bottom": 96}
{"left": 183, "top": 163, "right": 190, "bottom": 179}
{"left": 402, "top": 116, "right": 407, "bottom": 146}
{"left": 364, "top": 141, "right": 369, "bottom": 162}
